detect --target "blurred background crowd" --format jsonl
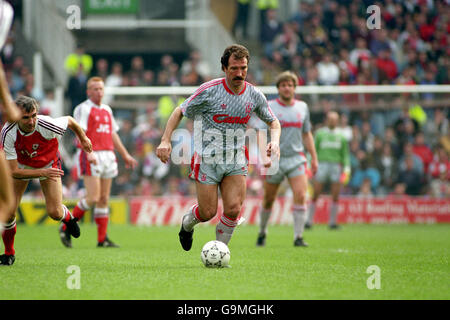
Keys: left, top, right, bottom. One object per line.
{"left": 1, "top": 0, "right": 449, "bottom": 199}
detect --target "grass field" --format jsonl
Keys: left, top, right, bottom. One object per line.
{"left": 1, "top": 224, "right": 449, "bottom": 300}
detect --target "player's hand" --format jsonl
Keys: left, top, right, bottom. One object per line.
{"left": 80, "top": 137, "right": 93, "bottom": 154}
{"left": 156, "top": 141, "right": 172, "bottom": 164}
{"left": 42, "top": 168, "right": 64, "bottom": 181}
{"left": 124, "top": 154, "right": 138, "bottom": 169}
{"left": 86, "top": 151, "right": 98, "bottom": 165}
{"left": 310, "top": 158, "right": 318, "bottom": 176}
{"left": 266, "top": 141, "right": 280, "bottom": 161}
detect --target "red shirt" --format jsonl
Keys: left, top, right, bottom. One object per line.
{"left": 1, "top": 116, "right": 68, "bottom": 168}
{"left": 73, "top": 99, "right": 118, "bottom": 151}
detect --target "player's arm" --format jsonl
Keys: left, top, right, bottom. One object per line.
{"left": 7, "top": 159, "right": 64, "bottom": 181}
{"left": 156, "top": 106, "right": 184, "bottom": 164}
{"left": 67, "top": 116, "right": 92, "bottom": 154}
{"left": 266, "top": 119, "right": 281, "bottom": 160}
{"left": 302, "top": 131, "right": 318, "bottom": 175}
{"left": 0, "top": 60, "right": 21, "bottom": 122}
{"left": 112, "top": 131, "right": 138, "bottom": 169}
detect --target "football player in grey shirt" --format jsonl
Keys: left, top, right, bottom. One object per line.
{"left": 156, "top": 44, "right": 281, "bottom": 254}
{"left": 253, "top": 71, "right": 318, "bottom": 247}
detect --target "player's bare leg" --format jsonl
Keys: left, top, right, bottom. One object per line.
{"left": 257, "top": 181, "right": 280, "bottom": 246}
{"left": 0, "top": 152, "right": 14, "bottom": 229}
{"left": 216, "top": 175, "right": 246, "bottom": 245}
{"left": 306, "top": 180, "right": 324, "bottom": 228}
{"left": 179, "top": 182, "right": 218, "bottom": 251}
{"left": 41, "top": 177, "right": 80, "bottom": 241}
{"left": 0, "top": 178, "right": 27, "bottom": 266}
{"left": 96, "top": 178, "right": 118, "bottom": 247}
{"left": 329, "top": 182, "right": 342, "bottom": 229}
{"left": 60, "top": 175, "right": 98, "bottom": 247}
{"left": 288, "top": 174, "right": 309, "bottom": 246}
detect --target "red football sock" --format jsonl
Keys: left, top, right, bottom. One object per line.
{"left": 2, "top": 221, "right": 16, "bottom": 256}
{"left": 95, "top": 216, "right": 108, "bottom": 243}
{"left": 72, "top": 204, "right": 86, "bottom": 220}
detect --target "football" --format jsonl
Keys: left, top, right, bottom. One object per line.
{"left": 201, "top": 240, "right": 230, "bottom": 268}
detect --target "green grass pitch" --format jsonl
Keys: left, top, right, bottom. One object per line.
{"left": 1, "top": 224, "right": 449, "bottom": 300}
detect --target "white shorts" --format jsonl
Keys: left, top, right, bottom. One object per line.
{"left": 263, "top": 153, "right": 307, "bottom": 185}
{"left": 76, "top": 150, "right": 118, "bottom": 179}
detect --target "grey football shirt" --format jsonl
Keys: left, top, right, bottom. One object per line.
{"left": 253, "top": 98, "right": 311, "bottom": 157}
{"left": 180, "top": 78, "right": 276, "bottom": 159}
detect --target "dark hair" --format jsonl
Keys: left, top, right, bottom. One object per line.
{"left": 15, "top": 96, "right": 39, "bottom": 113}
{"left": 220, "top": 44, "right": 250, "bottom": 71}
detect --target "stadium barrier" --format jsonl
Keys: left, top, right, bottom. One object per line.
{"left": 16, "top": 197, "right": 450, "bottom": 225}
{"left": 130, "top": 196, "right": 450, "bottom": 226}
{"left": 16, "top": 198, "right": 128, "bottom": 225}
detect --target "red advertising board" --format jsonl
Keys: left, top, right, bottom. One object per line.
{"left": 129, "top": 196, "right": 450, "bottom": 226}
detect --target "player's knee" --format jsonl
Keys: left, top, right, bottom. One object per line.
{"left": 293, "top": 192, "right": 308, "bottom": 205}
{"left": 86, "top": 194, "right": 100, "bottom": 207}
{"left": 198, "top": 206, "right": 217, "bottom": 221}
{"left": 97, "top": 196, "right": 109, "bottom": 208}
{"left": 224, "top": 203, "right": 241, "bottom": 219}
{"left": 47, "top": 207, "right": 62, "bottom": 221}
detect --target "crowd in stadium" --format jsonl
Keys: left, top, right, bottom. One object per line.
{"left": 1, "top": 0, "right": 449, "bottom": 199}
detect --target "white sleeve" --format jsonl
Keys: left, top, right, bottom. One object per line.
{"left": 73, "top": 103, "right": 90, "bottom": 131}
{"left": 37, "top": 115, "right": 68, "bottom": 140}
{"left": 1, "top": 124, "right": 17, "bottom": 160}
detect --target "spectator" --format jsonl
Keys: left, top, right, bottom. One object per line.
{"left": 66, "top": 64, "right": 87, "bottom": 113}
{"left": 374, "top": 143, "right": 399, "bottom": 194}
{"left": 375, "top": 48, "right": 398, "bottom": 82}
{"left": 397, "top": 156, "right": 423, "bottom": 195}
{"left": 359, "top": 121, "right": 375, "bottom": 153}
{"left": 232, "top": 0, "right": 251, "bottom": 39}
{"left": 412, "top": 131, "right": 434, "bottom": 174}
{"left": 94, "top": 58, "right": 109, "bottom": 81}
{"left": 39, "top": 89, "right": 57, "bottom": 117}
{"left": 357, "top": 178, "right": 374, "bottom": 198}
{"left": 257, "top": 0, "right": 279, "bottom": 34}
{"left": 64, "top": 45, "right": 93, "bottom": 77}
{"left": 260, "top": 9, "right": 282, "bottom": 58}
{"left": 180, "top": 50, "right": 211, "bottom": 82}
{"left": 317, "top": 53, "right": 340, "bottom": 85}
{"left": 349, "top": 151, "right": 380, "bottom": 194}
{"left": 428, "top": 146, "right": 450, "bottom": 181}
{"left": 349, "top": 37, "right": 371, "bottom": 67}
{"left": 273, "top": 22, "right": 300, "bottom": 63}
{"left": 423, "top": 108, "right": 449, "bottom": 149}
{"left": 399, "top": 142, "right": 424, "bottom": 175}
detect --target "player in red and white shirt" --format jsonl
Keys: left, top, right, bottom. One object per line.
{"left": 156, "top": 44, "right": 281, "bottom": 254}
{"left": 60, "top": 77, "right": 137, "bottom": 248}
{"left": 0, "top": 96, "right": 93, "bottom": 265}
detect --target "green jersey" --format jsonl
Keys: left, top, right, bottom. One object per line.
{"left": 315, "top": 127, "right": 350, "bottom": 170}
